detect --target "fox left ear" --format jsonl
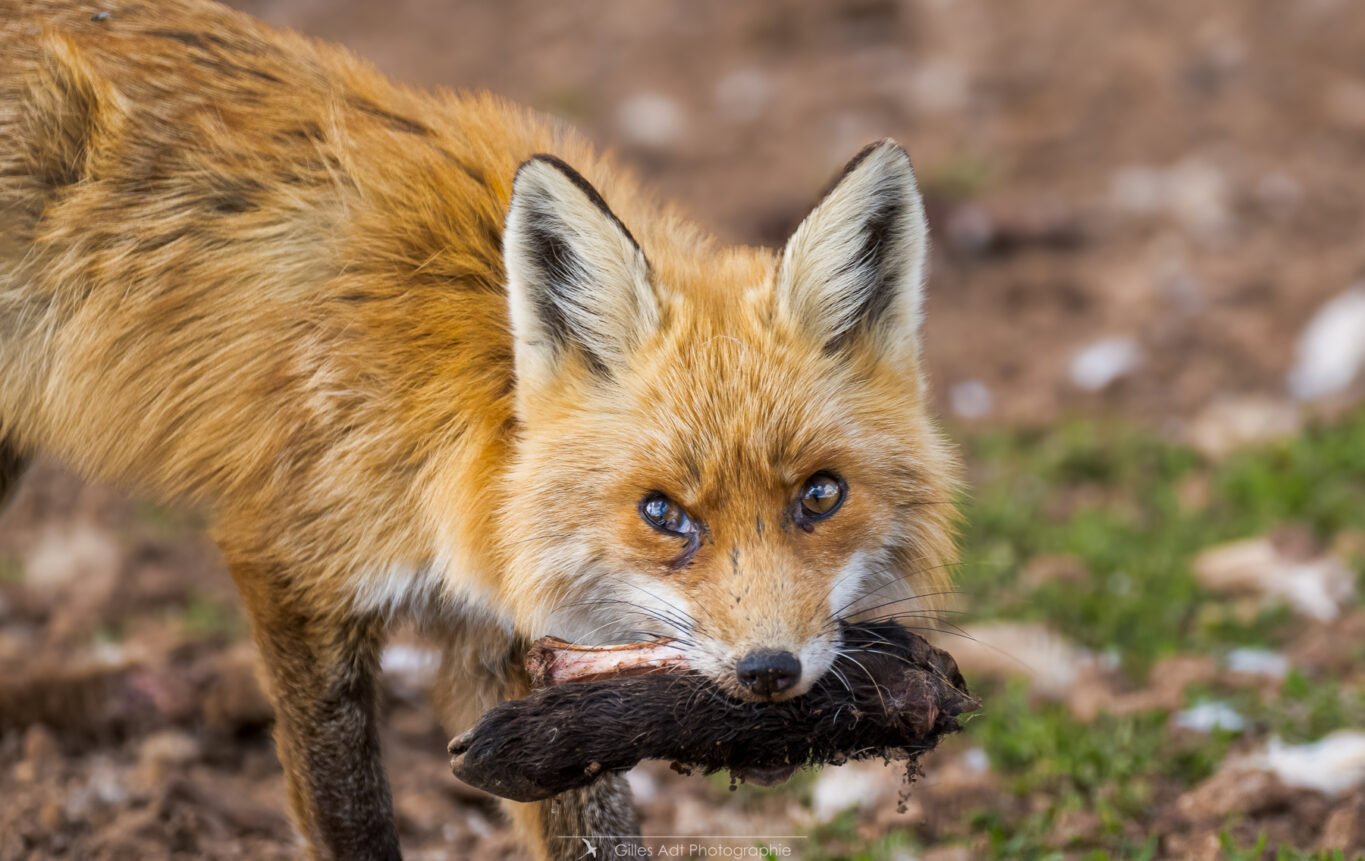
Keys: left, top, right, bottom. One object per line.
{"left": 776, "top": 140, "right": 929, "bottom": 363}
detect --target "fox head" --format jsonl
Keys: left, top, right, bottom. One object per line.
{"left": 498, "top": 141, "right": 959, "bottom": 702}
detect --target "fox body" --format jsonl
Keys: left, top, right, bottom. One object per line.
{"left": 0, "top": 1, "right": 959, "bottom": 859}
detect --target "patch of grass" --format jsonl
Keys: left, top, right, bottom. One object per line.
{"left": 972, "top": 681, "right": 1230, "bottom": 802}
{"left": 0, "top": 554, "right": 22, "bottom": 583}
{"left": 1218, "top": 831, "right": 1351, "bottom": 861}
{"left": 1192, "top": 670, "right": 1365, "bottom": 745}
{"left": 954, "top": 413, "right": 1365, "bottom": 675}
{"left": 921, "top": 153, "right": 995, "bottom": 200}
{"left": 134, "top": 500, "right": 205, "bottom": 539}
{"left": 536, "top": 88, "right": 596, "bottom": 123}
{"left": 803, "top": 809, "right": 917, "bottom": 861}
{"left": 180, "top": 592, "right": 244, "bottom": 638}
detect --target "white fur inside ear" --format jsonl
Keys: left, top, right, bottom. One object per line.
{"left": 776, "top": 141, "right": 928, "bottom": 359}
{"left": 504, "top": 158, "right": 656, "bottom": 392}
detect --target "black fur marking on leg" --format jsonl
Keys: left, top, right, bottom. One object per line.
{"left": 540, "top": 773, "right": 641, "bottom": 861}
{"left": 247, "top": 591, "right": 401, "bottom": 861}
{"left": 0, "top": 438, "right": 29, "bottom": 513}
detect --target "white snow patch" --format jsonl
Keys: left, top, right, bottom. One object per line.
{"left": 1174, "top": 701, "right": 1246, "bottom": 733}
{"left": 1187, "top": 396, "right": 1303, "bottom": 460}
{"left": 952, "top": 622, "right": 1092, "bottom": 700}
{"left": 626, "top": 767, "right": 660, "bottom": 805}
{"left": 949, "top": 379, "right": 993, "bottom": 419}
{"left": 714, "top": 70, "right": 770, "bottom": 122}
{"left": 617, "top": 93, "right": 687, "bottom": 149}
{"left": 1193, "top": 537, "right": 1356, "bottom": 620}
{"left": 1225, "top": 648, "right": 1289, "bottom": 678}
{"left": 1253, "top": 732, "right": 1365, "bottom": 797}
{"left": 1287, "top": 286, "right": 1365, "bottom": 401}
{"left": 812, "top": 762, "right": 893, "bottom": 822}
{"left": 961, "top": 747, "right": 990, "bottom": 773}
{"left": 1070, "top": 337, "right": 1143, "bottom": 391}
{"left": 1110, "top": 160, "right": 1232, "bottom": 238}
{"left": 910, "top": 60, "right": 970, "bottom": 114}
{"left": 24, "top": 523, "right": 121, "bottom": 589}
{"left": 381, "top": 644, "right": 440, "bottom": 684}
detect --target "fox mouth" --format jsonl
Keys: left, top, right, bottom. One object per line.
{"left": 526, "top": 634, "right": 825, "bottom": 703}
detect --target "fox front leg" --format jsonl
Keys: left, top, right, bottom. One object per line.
{"left": 230, "top": 559, "right": 401, "bottom": 861}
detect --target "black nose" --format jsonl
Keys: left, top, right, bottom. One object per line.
{"left": 736, "top": 650, "right": 802, "bottom": 697}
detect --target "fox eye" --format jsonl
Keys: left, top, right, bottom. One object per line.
{"left": 798, "top": 473, "right": 845, "bottom": 521}
{"left": 640, "top": 493, "right": 696, "bottom": 537}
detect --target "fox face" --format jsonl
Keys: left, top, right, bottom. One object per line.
{"left": 497, "top": 142, "right": 959, "bottom": 703}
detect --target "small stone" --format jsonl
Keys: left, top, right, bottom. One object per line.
{"left": 1177, "top": 767, "right": 1290, "bottom": 821}
{"left": 1173, "top": 701, "right": 1246, "bottom": 733}
{"left": 23, "top": 523, "right": 122, "bottom": 590}
{"left": 909, "top": 60, "right": 969, "bottom": 114}
{"left": 1110, "top": 160, "right": 1232, "bottom": 239}
{"left": 21, "top": 725, "right": 61, "bottom": 781}
{"left": 1258, "top": 732, "right": 1365, "bottom": 797}
{"left": 811, "top": 761, "right": 894, "bottom": 822}
{"left": 1320, "top": 791, "right": 1365, "bottom": 853}
{"left": 1187, "top": 396, "right": 1303, "bottom": 460}
{"left": 1193, "top": 537, "right": 1356, "bottom": 620}
{"left": 952, "top": 622, "right": 1091, "bottom": 700}
{"left": 39, "top": 800, "right": 62, "bottom": 831}
{"left": 1070, "top": 337, "right": 1143, "bottom": 391}
{"left": 948, "top": 380, "right": 993, "bottom": 419}
{"left": 617, "top": 93, "right": 687, "bottom": 150}
{"left": 1049, "top": 807, "right": 1101, "bottom": 845}
{"left": 1225, "top": 648, "right": 1289, "bottom": 679}
{"left": 1287, "top": 286, "right": 1365, "bottom": 402}
{"left": 138, "top": 729, "right": 201, "bottom": 784}
{"left": 713, "top": 70, "right": 769, "bottom": 122}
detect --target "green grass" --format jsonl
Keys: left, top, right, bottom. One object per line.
{"left": 804, "top": 810, "right": 917, "bottom": 861}
{"left": 1218, "top": 832, "right": 1353, "bottom": 861}
{"left": 134, "top": 500, "right": 206, "bottom": 539}
{"left": 0, "top": 554, "right": 22, "bottom": 583}
{"left": 179, "top": 592, "right": 245, "bottom": 638}
{"left": 956, "top": 412, "right": 1365, "bottom": 675}
{"left": 802, "top": 410, "right": 1365, "bottom": 859}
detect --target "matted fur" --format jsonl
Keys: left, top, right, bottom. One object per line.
{"left": 0, "top": 2, "right": 961, "bottom": 859}
{"left": 449, "top": 622, "right": 977, "bottom": 803}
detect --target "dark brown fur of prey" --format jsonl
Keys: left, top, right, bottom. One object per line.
{"left": 449, "top": 622, "right": 977, "bottom": 802}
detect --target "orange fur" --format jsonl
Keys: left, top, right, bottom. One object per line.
{"left": 0, "top": 2, "right": 959, "bottom": 859}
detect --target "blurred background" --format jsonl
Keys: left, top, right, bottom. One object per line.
{"left": 3, "top": 1, "right": 1365, "bottom": 858}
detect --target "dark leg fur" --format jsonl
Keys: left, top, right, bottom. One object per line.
{"left": 232, "top": 561, "right": 401, "bottom": 861}
{"left": 515, "top": 775, "right": 642, "bottom": 861}
{"left": 0, "top": 437, "right": 28, "bottom": 513}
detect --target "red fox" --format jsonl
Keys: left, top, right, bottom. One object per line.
{"left": 0, "top": 1, "right": 959, "bottom": 858}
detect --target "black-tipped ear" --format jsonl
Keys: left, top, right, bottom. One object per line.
{"left": 504, "top": 155, "right": 656, "bottom": 394}
{"left": 776, "top": 140, "right": 929, "bottom": 360}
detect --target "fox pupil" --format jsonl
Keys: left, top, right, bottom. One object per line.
{"left": 641, "top": 494, "right": 694, "bottom": 536}
{"left": 800, "top": 474, "right": 845, "bottom": 519}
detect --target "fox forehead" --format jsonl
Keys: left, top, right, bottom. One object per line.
{"left": 590, "top": 316, "right": 931, "bottom": 508}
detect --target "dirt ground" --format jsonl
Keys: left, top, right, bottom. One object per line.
{"left": 3, "top": 0, "right": 1365, "bottom": 858}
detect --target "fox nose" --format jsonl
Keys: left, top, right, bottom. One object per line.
{"left": 736, "top": 650, "right": 802, "bottom": 698}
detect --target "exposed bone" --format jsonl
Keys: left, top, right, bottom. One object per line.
{"left": 526, "top": 636, "right": 688, "bottom": 687}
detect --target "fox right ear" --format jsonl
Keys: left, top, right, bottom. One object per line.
{"left": 503, "top": 155, "right": 657, "bottom": 397}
